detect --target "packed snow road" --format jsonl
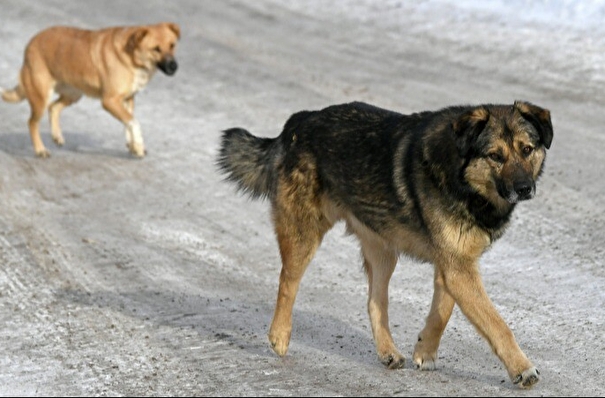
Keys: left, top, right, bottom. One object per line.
{"left": 1, "top": 0, "right": 604, "bottom": 396}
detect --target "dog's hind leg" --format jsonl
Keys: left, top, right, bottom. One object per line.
{"left": 268, "top": 167, "right": 331, "bottom": 357}
{"left": 49, "top": 91, "right": 82, "bottom": 146}
{"left": 20, "top": 65, "right": 53, "bottom": 157}
{"left": 413, "top": 267, "right": 455, "bottom": 370}
{"left": 358, "top": 227, "right": 404, "bottom": 369}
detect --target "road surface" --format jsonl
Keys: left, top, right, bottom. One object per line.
{"left": 1, "top": 1, "right": 604, "bottom": 396}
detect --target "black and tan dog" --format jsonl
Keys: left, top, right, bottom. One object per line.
{"left": 2, "top": 22, "right": 180, "bottom": 158}
{"left": 218, "top": 100, "right": 553, "bottom": 388}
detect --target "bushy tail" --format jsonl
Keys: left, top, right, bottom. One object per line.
{"left": 217, "top": 128, "right": 282, "bottom": 200}
{"left": 1, "top": 84, "right": 26, "bottom": 103}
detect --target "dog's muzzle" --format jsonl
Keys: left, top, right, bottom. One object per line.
{"left": 158, "top": 57, "right": 178, "bottom": 76}
{"left": 513, "top": 180, "right": 535, "bottom": 201}
{"left": 498, "top": 179, "right": 536, "bottom": 204}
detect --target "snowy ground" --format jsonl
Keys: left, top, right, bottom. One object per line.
{"left": 1, "top": 0, "right": 604, "bottom": 396}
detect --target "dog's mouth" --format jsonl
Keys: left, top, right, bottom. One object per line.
{"left": 157, "top": 57, "right": 178, "bottom": 76}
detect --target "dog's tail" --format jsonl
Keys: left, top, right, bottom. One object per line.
{"left": 217, "top": 128, "right": 283, "bottom": 200}
{"left": 1, "top": 83, "right": 26, "bottom": 103}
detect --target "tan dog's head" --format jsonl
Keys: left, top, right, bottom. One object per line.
{"left": 455, "top": 101, "right": 553, "bottom": 206}
{"left": 126, "top": 22, "right": 181, "bottom": 75}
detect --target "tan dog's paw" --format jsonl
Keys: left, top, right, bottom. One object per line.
{"left": 35, "top": 148, "right": 51, "bottom": 158}
{"left": 513, "top": 366, "right": 540, "bottom": 389}
{"left": 127, "top": 142, "right": 146, "bottom": 158}
{"left": 52, "top": 133, "right": 65, "bottom": 146}
{"left": 268, "top": 330, "right": 290, "bottom": 357}
{"left": 378, "top": 351, "right": 405, "bottom": 369}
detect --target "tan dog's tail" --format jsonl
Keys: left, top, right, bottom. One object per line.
{"left": 217, "top": 128, "right": 283, "bottom": 200}
{"left": 1, "top": 84, "right": 26, "bottom": 103}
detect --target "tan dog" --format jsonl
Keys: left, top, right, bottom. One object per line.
{"left": 2, "top": 22, "right": 180, "bottom": 158}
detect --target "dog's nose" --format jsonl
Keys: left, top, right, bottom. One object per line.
{"left": 165, "top": 59, "right": 178, "bottom": 74}
{"left": 514, "top": 181, "right": 534, "bottom": 200}
{"left": 158, "top": 58, "right": 178, "bottom": 76}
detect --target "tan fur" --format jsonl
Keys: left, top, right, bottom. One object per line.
{"left": 2, "top": 22, "right": 180, "bottom": 157}
{"left": 268, "top": 156, "right": 333, "bottom": 355}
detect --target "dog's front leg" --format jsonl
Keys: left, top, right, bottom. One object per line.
{"left": 122, "top": 97, "right": 136, "bottom": 150}
{"left": 102, "top": 95, "right": 145, "bottom": 157}
{"left": 440, "top": 258, "right": 539, "bottom": 388}
{"left": 413, "top": 267, "right": 455, "bottom": 371}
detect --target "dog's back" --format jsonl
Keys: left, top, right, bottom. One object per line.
{"left": 219, "top": 102, "right": 440, "bottom": 235}
{"left": 2, "top": 26, "right": 103, "bottom": 104}
{"left": 218, "top": 102, "right": 402, "bottom": 195}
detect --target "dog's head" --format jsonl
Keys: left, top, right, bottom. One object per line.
{"left": 453, "top": 101, "right": 553, "bottom": 205}
{"left": 126, "top": 22, "right": 181, "bottom": 75}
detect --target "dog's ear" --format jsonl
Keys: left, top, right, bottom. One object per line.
{"left": 167, "top": 23, "right": 181, "bottom": 40}
{"left": 452, "top": 107, "right": 490, "bottom": 158}
{"left": 125, "top": 28, "right": 149, "bottom": 54}
{"left": 514, "top": 100, "right": 553, "bottom": 149}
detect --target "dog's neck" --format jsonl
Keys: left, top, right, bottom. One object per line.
{"left": 466, "top": 193, "right": 514, "bottom": 238}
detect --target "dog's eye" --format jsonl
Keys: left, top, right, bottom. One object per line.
{"left": 488, "top": 153, "right": 504, "bottom": 163}
{"left": 522, "top": 146, "right": 534, "bottom": 156}
{"left": 153, "top": 46, "right": 161, "bottom": 53}
{"left": 170, "top": 43, "right": 175, "bottom": 50}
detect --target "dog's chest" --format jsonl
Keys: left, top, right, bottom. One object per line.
{"left": 131, "top": 69, "right": 154, "bottom": 94}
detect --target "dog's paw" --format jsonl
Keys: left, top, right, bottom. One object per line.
{"left": 513, "top": 366, "right": 540, "bottom": 389}
{"left": 268, "top": 331, "right": 290, "bottom": 357}
{"left": 127, "top": 142, "right": 146, "bottom": 158}
{"left": 413, "top": 341, "right": 438, "bottom": 371}
{"left": 378, "top": 352, "right": 405, "bottom": 369}
{"left": 52, "top": 134, "right": 65, "bottom": 146}
{"left": 412, "top": 354, "right": 437, "bottom": 371}
{"left": 35, "top": 148, "right": 51, "bottom": 158}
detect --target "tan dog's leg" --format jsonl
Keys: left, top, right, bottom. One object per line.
{"left": 359, "top": 234, "right": 404, "bottom": 368}
{"left": 413, "top": 268, "right": 455, "bottom": 370}
{"left": 21, "top": 66, "right": 52, "bottom": 157}
{"left": 268, "top": 172, "right": 331, "bottom": 357}
{"left": 102, "top": 95, "right": 145, "bottom": 157}
{"left": 123, "top": 97, "right": 135, "bottom": 150}
{"left": 49, "top": 93, "right": 81, "bottom": 146}
{"left": 441, "top": 258, "right": 539, "bottom": 388}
